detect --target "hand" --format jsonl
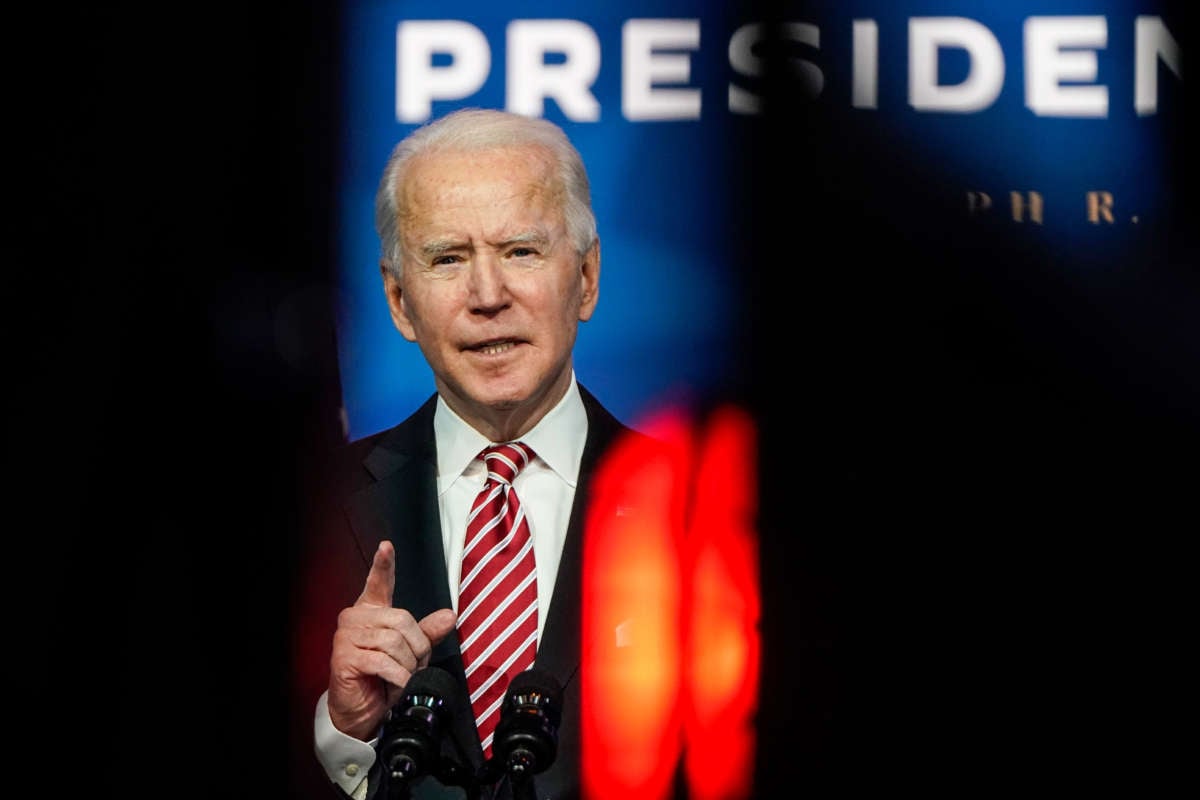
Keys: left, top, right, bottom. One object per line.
{"left": 327, "top": 540, "right": 458, "bottom": 741}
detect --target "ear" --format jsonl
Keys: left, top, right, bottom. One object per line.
{"left": 381, "top": 261, "right": 418, "bottom": 342}
{"left": 578, "top": 239, "right": 600, "bottom": 322}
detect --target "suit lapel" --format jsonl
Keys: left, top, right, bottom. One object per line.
{"left": 344, "top": 459, "right": 461, "bottom": 661}
{"left": 536, "top": 383, "right": 631, "bottom": 690}
{"left": 342, "top": 396, "right": 484, "bottom": 771}
{"left": 344, "top": 398, "right": 454, "bottom": 636}
{"left": 525, "top": 384, "right": 636, "bottom": 800}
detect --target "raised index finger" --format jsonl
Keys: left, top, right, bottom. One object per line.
{"left": 355, "top": 540, "right": 396, "bottom": 607}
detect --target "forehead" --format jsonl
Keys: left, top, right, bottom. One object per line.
{"left": 399, "top": 145, "right": 562, "bottom": 230}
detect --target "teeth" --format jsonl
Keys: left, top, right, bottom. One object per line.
{"left": 479, "top": 342, "right": 515, "bottom": 355}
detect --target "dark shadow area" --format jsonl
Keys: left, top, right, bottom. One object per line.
{"left": 744, "top": 2, "right": 1197, "bottom": 796}
{"left": 18, "top": 3, "right": 346, "bottom": 797}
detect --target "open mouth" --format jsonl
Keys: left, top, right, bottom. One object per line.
{"left": 467, "top": 340, "right": 521, "bottom": 356}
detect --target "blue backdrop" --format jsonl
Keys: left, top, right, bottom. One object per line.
{"left": 332, "top": 0, "right": 1186, "bottom": 441}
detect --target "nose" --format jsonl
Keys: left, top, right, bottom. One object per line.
{"left": 466, "top": 252, "right": 510, "bottom": 312}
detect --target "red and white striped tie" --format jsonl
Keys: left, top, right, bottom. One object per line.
{"left": 457, "top": 442, "right": 539, "bottom": 758}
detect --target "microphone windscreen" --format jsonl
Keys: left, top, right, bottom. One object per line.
{"left": 506, "top": 667, "right": 562, "bottom": 699}
{"left": 505, "top": 667, "right": 563, "bottom": 725}
{"left": 404, "top": 665, "right": 459, "bottom": 702}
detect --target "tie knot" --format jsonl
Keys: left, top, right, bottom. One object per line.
{"left": 480, "top": 442, "right": 534, "bottom": 487}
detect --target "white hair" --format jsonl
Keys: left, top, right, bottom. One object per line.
{"left": 374, "top": 108, "right": 598, "bottom": 279}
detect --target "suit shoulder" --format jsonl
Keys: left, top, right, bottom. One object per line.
{"left": 313, "top": 396, "right": 438, "bottom": 493}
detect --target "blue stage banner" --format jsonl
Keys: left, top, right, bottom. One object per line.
{"left": 332, "top": 0, "right": 1185, "bottom": 441}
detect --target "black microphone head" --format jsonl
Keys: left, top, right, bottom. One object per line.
{"left": 492, "top": 667, "right": 563, "bottom": 777}
{"left": 505, "top": 666, "right": 562, "bottom": 695}
{"left": 401, "top": 665, "right": 459, "bottom": 703}
{"left": 503, "top": 667, "right": 563, "bottom": 726}
{"left": 379, "top": 667, "right": 457, "bottom": 783}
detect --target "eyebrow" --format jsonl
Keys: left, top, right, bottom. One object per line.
{"left": 500, "top": 229, "right": 550, "bottom": 248}
{"left": 417, "top": 229, "right": 550, "bottom": 260}
{"left": 418, "top": 239, "right": 461, "bottom": 260}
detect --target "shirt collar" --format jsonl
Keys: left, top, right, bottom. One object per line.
{"left": 434, "top": 372, "right": 588, "bottom": 492}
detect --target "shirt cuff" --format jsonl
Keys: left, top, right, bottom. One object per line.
{"left": 313, "top": 688, "right": 378, "bottom": 798}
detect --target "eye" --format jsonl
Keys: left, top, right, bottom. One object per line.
{"left": 510, "top": 246, "right": 537, "bottom": 258}
{"left": 432, "top": 254, "right": 461, "bottom": 266}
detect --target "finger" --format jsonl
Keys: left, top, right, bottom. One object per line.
{"left": 349, "top": 608, "right": 453, "bottom": 670}
{"left": 416, "top": 608, "right": 458, "bottom": 665}
{"left": 337, "top": 604, "right": 417, "bottom": 633}
{"left": 366, "top": 650, "right": 415, "bottom": 693}
{"left": 342, "top": 625, "right": 421, "bottom": 673}
{"left": 356, "top": 540, "right": 396, "bottom": 607}
{"left": 334, "top": 649, "right": 415, "bottom": 701}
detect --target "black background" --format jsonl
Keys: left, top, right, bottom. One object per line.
{"left": 16, "top": 2, "right": 1196, "bottom": 797}
{"left": 744, "top": 3, "right": 1198, "bottom": 796}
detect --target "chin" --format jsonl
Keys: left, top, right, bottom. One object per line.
{"left": 468, "top": 380, "right": 533, "bottom": 411}
{"left": 458, "top": 365, "right": 557, "bottom": 415}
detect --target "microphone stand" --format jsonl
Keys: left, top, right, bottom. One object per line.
{"left": 385, "top": 754, "right": 482, "bottom": 800}
{"left": 502, "top": 751, "right": 538, "bottom": 800}
{"left": 433, "top": 755, "right": 483, "bottom": 800}
{"left": 476, "top": 744, "right": 545, "bottom": 800}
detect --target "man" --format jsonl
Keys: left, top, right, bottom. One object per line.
{"left": 301, "top": 107, "right": 654, "bottom": 800}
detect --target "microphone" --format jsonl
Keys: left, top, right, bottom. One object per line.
{"left": 377, "top": 666, "right": 458, "bottom": 787}
{"left": 490, "top": 667, "right": 564, "bottom": 781}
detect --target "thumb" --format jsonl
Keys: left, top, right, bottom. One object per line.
{"left": 355, "top": 540, "right": 396, "bottom": 607}
{"left": 418, "top": 608, "right": 458, "bottom": 645}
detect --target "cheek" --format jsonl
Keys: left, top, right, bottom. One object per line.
{"left": 404, "top": 288, "right": 452, "bottom": 329}
{"left": 549, "top": 274, "right": 584, "bottom": 308}
{"left": 538, "top": 286, "right": 580, "bottom": 331}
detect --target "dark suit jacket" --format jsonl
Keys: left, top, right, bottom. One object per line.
{"left": 304, "top": 383, "right": 649, "bottom": 800}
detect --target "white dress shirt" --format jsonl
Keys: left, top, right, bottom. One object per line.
{"left": 314, "top": 375, "right": 588, "bottom": 798}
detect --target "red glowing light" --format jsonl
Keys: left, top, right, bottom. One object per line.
{"left": 682, "top": 406, "right": 760, "bottom": 800}
{"left": 582, "top": 404, "right": 760, "bottom": 800}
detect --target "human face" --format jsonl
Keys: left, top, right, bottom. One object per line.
{"left": 382, "top": 144, "right": 600, "bottom": 441}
